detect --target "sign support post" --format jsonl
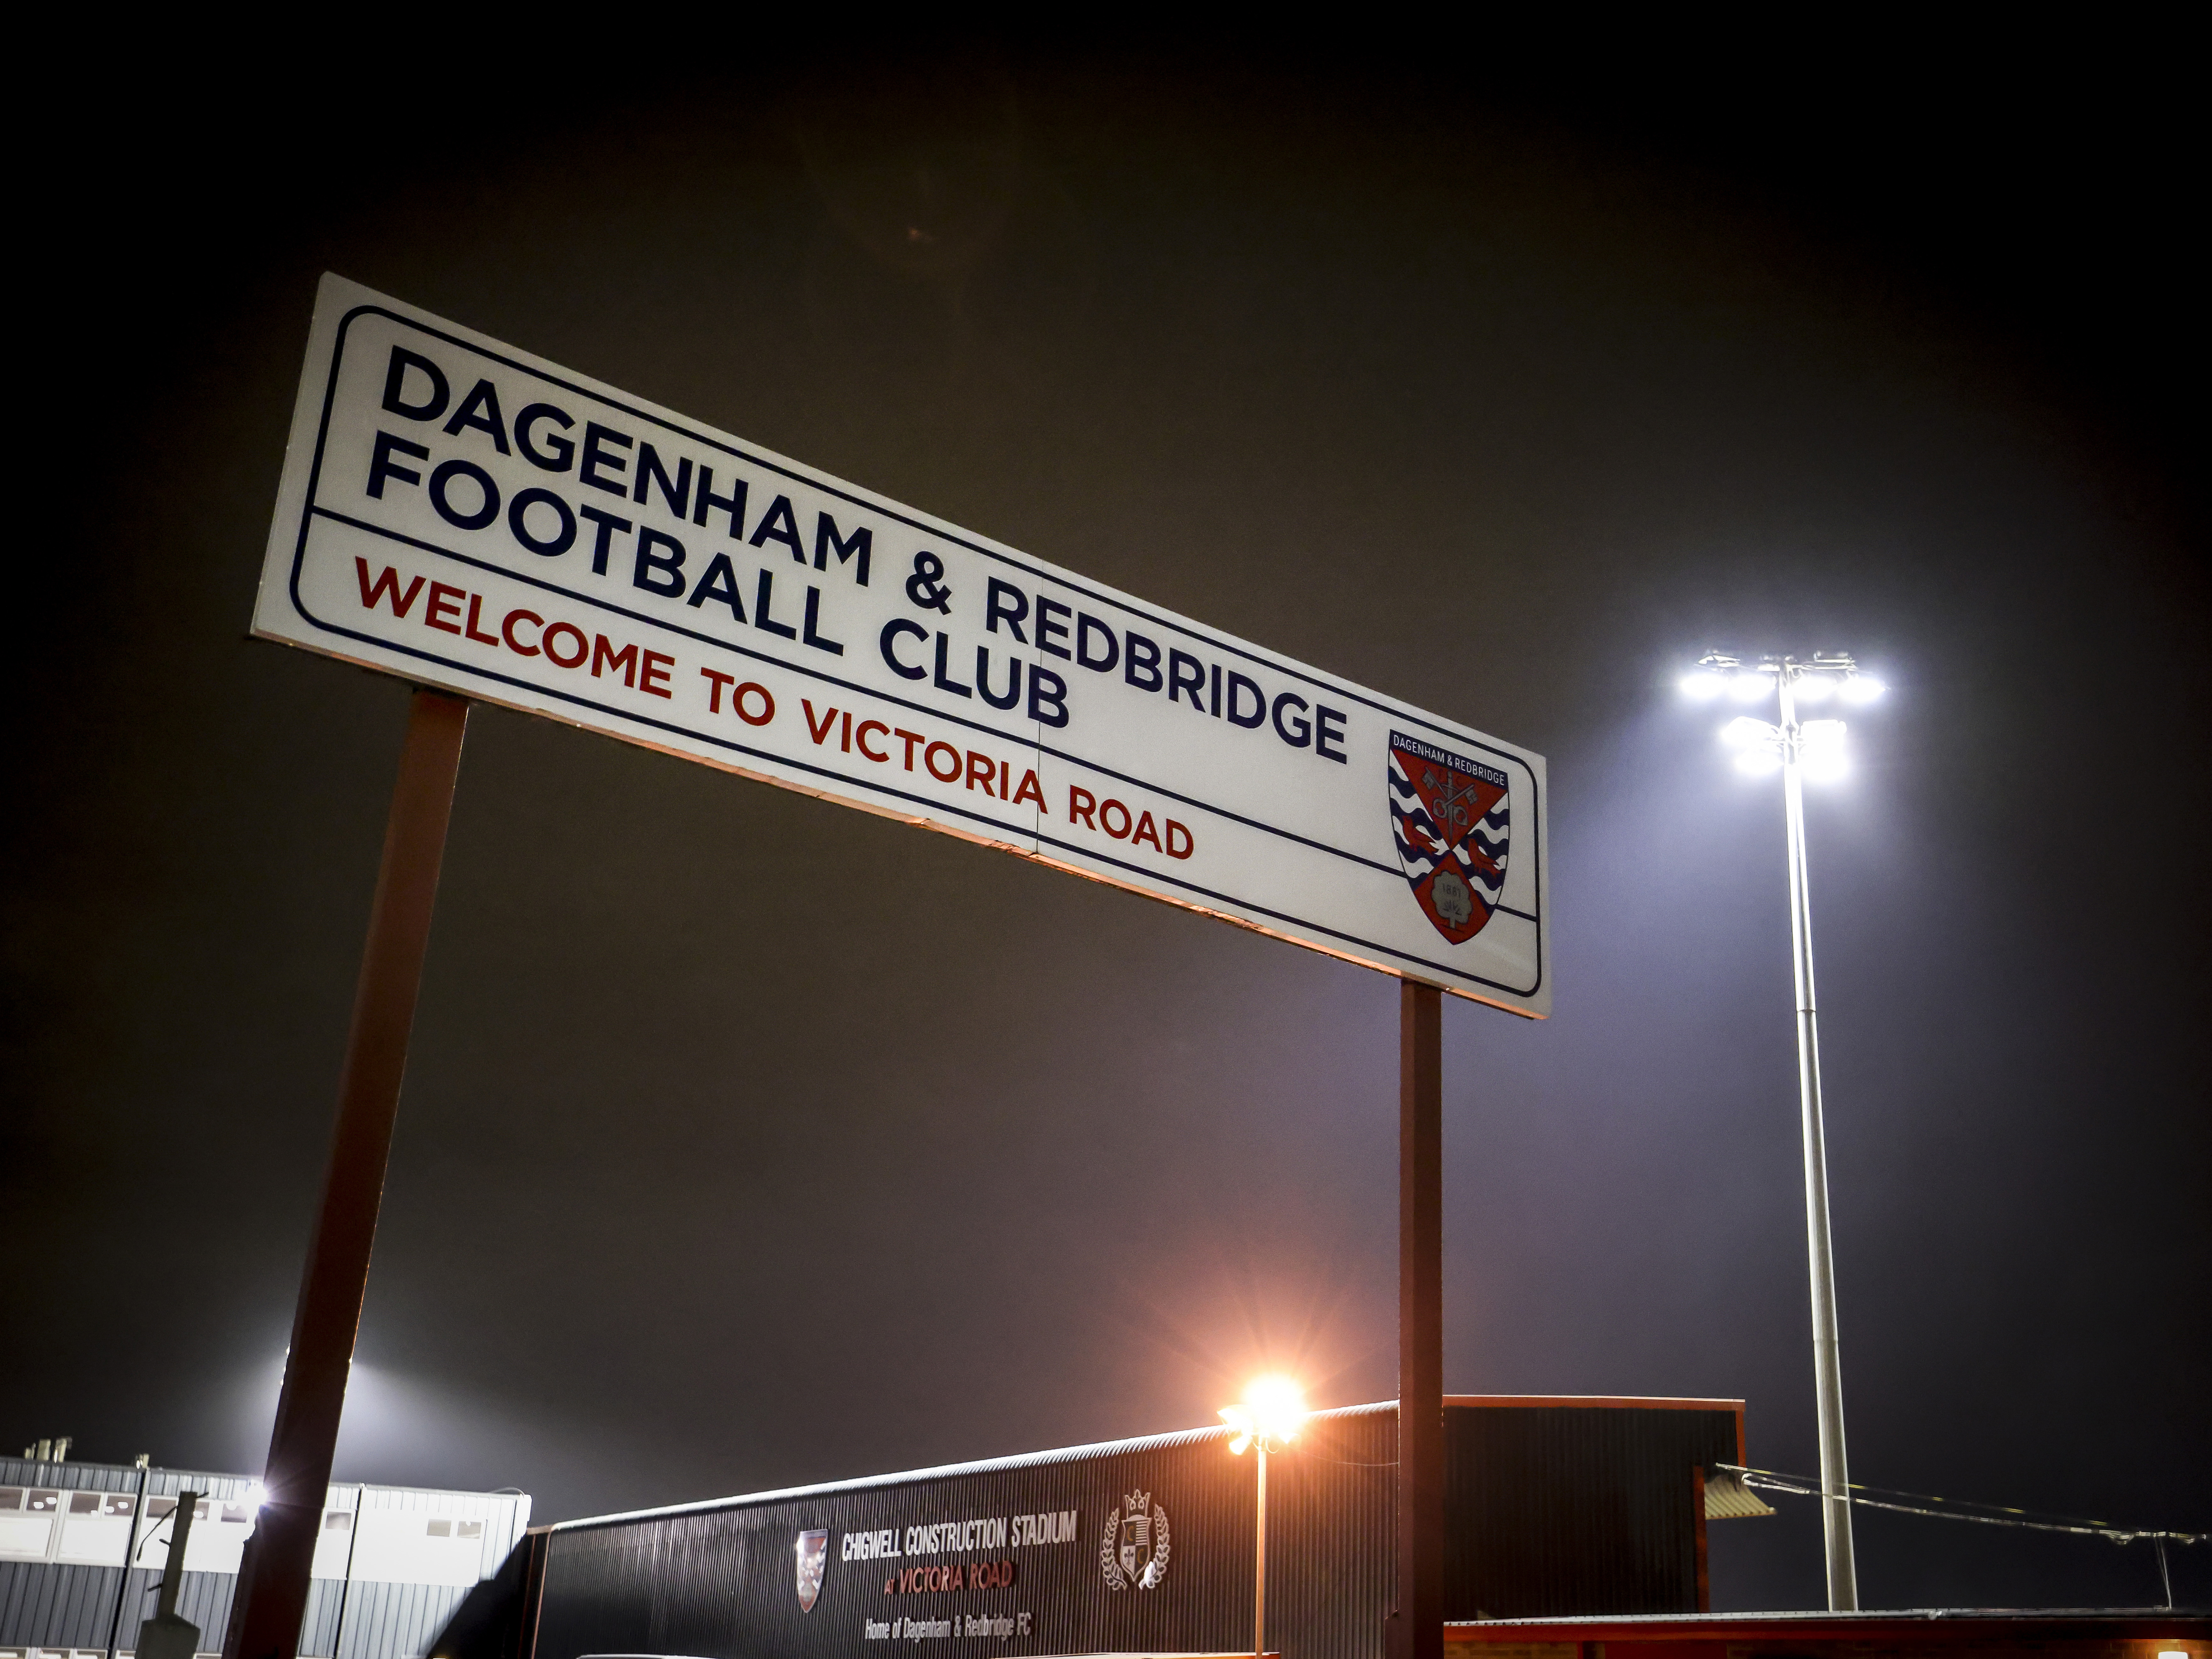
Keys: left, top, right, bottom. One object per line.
{"left": 223, "top": 688, "right": 470, "bottom": 1659}
{"left": 1395, "top": 979, "right": 1444, "bottom": 1659}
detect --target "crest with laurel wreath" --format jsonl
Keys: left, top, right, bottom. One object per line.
{"left": 1099, "top": 1489, "right": 1171, "bottom": 1589}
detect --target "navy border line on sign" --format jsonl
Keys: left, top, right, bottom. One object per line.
{"left": 286, "top": 519, "right": 1541, "bottom": 1000}
{"left": 1388, "top": 731, "right": 1509, "bottom": 790}
{"left": 311, "top": 502, "right": 1548, "bottom": 921}
{"left": 272, "top": 294, "right": 1544, "bottom": 1001}
{"left": 281, "top": 532, "right": 1534, "bottom": 999}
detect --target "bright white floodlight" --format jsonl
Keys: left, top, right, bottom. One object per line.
{"left": 1728, "top": 671, "right": 1773, "bottom": 703}
{"left": 1734, "top": 749, "right": 1783, "bottom": 776}
{"left": 1680, "top": 669, "right": 1728, "bottom": 699}
{"left": 1800, "top": 720, "right": 1850, "bottom": 784}
{"left": 1722, "top": 716, "right": 1776, "bottom": 748}
{"left": 1794, "top": 673, "right": 1838, "bottom": 703}
{"left": 1800, "top": 752, "right": 1848, "bottom": 783}
{"left": 1840, "top": 674, "right": 1885, "bottom": 704}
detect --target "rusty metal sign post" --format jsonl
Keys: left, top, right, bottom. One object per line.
{"left": 1394, "top": 982, "right": 1444, "bottom": 1659}
{"left": 223, "top": 692, "right": 468, "bottom": 1659}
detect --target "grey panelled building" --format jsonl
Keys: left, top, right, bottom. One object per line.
{"left": 0, "top": 1456, "right": 530, "bottom": 1659}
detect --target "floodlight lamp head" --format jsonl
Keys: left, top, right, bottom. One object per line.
{"left": 1733, "top": 749, "right": 1783, "bottom": 777}
{"left": 1229, "top": 1375, "right": 1308, "bottom": 1449}
{"left": 1679, "top": 669, "right": 1727, "bottom": 700}
{"left": 1681, "top": 651, "right": 1738, "bottom": 700}
{"left": 1721, "top": 716, "right": 1777, "bottom": 749}
{"left": 1840, "top": 673, "right": 1885, "bottom": 704}
{"left": 1727, "top": 669, "right": 1775, "bottom": 703}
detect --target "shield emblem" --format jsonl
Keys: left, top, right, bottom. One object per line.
{"left": 1388, "top": 730, "right": 1509, "bottom": 945}
{"left": 1116, "top": 1510, "right": 1153, "bottom": 1582}
{"left": 795, "top": 1529, "right": 828, "bottom": 1612}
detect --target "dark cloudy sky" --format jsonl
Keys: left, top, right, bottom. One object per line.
{"left": 6, "top": 26, "right": 2204, "bottom": 1615}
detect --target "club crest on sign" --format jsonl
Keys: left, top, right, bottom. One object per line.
{"left": 1388, "top": 731, "right": 1509, "bottom": 945}
{"left": 795, "top": 1529, "right": 829, "bottom": 1612}
{"left": 1099, "top": 1489, "right": 1171, "bottom": 1590}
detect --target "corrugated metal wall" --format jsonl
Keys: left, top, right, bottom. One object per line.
{"left": 1, "top": 1460, "right": 257, "bottom": 1656}
{"left": 0, "top": 1559, "right": 236, "bottom": 1656}
{"left": 1443, "top": 1405, "right": 1739, "bottom": 1618}
{"left": 298, "top": 1487, "right": 535, "bottom": 1659}
{"left": 0, "top": 1461, "right": 527, "bottom": 1659}
{"left": 412, "top": 1530, "right": 545, "bottom": 1659}
{"left": 301, "top": 1579, "right": 474, "bottom": 1659}
{"left": 1259, "top": 1404, "right": 1397, "bottom": 1659}
{"left": 532, "top": 1399, "right": 1741, "bottom": 1659}
{"left": 537, "top": 1410, "right": 1409, "bottom": 1659}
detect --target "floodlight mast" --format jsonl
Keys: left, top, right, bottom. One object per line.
{"left": 1686, "top": 650, "right": 1879, "bottom": 1612}
{"left": 1776, "top": 664, "right": 1857, "bottom": 1613}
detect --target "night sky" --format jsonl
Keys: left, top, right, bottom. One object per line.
{"left": 7, "top": 29, "right": 2205, "bottom": 1615}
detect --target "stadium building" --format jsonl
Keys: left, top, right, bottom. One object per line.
{"left": 0, "top": 1452, "right": 528, "bottom": 1659}
{"left": 466, "top": 1396, "right": 1763, "bottom": 1659}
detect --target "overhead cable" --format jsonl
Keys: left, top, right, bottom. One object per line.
{"left": 1717, "top": 1463, "right": 2208, "bottom": 1546}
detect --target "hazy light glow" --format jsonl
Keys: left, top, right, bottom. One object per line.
{"left": 1728, "top": 672, "right": 1775, "bottom": 703}
{"left": 1840, "top": 674, "right": 1886, "bottom": 704}
{"left": 1679, "top": 669, "right": 1727, "bottom": 700}
{"left": 1734, "top": 750, "right": 1783, "bottom": 776}
{"left": 247, "top": 1481, "right": 268, "bottom": 1509}
{"left": 1800, "top": 750, "right": 1850, "bottom": 783}
{"left": 1800, "top": 719, "right": 1848, "bottom": 750}
{"left": 1793, "top": 673, "right": 1838, "bottom": 703}
{"left": 1219, "top": 1374, "right": 1307, "bottom": 1454}
{"left": 1722, "top": 717, "right": 1778, "bottom": 749}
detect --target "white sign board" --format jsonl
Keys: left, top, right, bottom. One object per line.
{"left": 255, "top": 276, "right": 1549, "bottom": 1014}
